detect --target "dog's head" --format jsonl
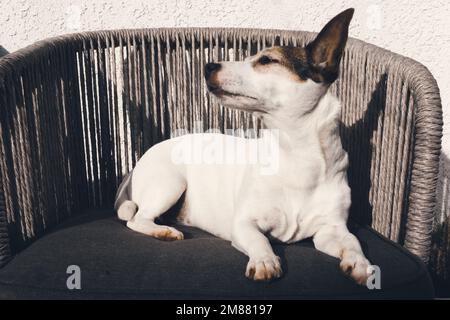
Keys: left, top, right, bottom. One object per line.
{"left": 205, "top": 8, "right": 354, "bottom": 117}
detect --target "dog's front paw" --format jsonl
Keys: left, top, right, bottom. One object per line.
{"left": 245, "top": 255, "right": 282, "bottom": 281}
{"left": 340, "top": 250, "right": 371, "bottom": 285}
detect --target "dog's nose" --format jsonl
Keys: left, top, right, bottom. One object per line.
{"left": 204, "top": 63, "right": 221, "bottom": 80}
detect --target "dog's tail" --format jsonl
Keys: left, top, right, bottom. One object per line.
{"left": 114, "top": 171, "right": 138, "bottom": 221}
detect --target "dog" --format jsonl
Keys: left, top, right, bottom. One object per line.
{"left": 114, "top": 8, "right": 371, "bottom": 284}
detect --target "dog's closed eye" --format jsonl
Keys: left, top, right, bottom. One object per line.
{"left": 258, "top": 55, "right": 279, "bottom": 65}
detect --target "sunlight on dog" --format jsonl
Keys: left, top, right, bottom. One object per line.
{"left": 115, "top": 8, "right": 373, "bottom": 285}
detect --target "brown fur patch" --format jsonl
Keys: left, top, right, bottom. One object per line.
{"left": 250, "top": 9, "right": 353, "bottom": 84}
{"left": 305, "top": 8, "right": 354, "bottom": 83}
{"left": 206, "top": 71, "right": 221, "bottom": 89}
{"left": 252, "top": 47, "right": 310, "bottom": 82}
{"left": 152, "top": 228, "right": 183, "bottom": 241}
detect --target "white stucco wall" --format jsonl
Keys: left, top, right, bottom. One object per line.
{"left": 1, "top": 0, "right": 449, "bottom": 217}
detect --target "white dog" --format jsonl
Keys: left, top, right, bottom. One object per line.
{"left": 115, "top": 8, "right": 371, "bottom": 284}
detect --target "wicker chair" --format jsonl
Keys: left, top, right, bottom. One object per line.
{"left": 0, "top": 28, "right": 442, "bottom": 299}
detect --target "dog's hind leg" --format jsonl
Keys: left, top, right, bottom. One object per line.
{"left": 128, "top": 217, "right": 184, "bottom": 241}
{"left": 126, "top": 172, "right": 186, "bottom": 241}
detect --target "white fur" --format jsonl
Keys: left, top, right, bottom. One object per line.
{"left": 115, "top": 47, "right": 371, "bottom": 284}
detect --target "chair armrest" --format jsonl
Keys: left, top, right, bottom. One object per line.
{"left": 0, "top": 176, "right": 10, "bottom": 266}
{"left": 336, "top": 37, "right": 442, "bottom": 263}
{"left": 0, "top": 36, "right": 89, "bottom": 266}
{"left": 399, "top": 59, "right": 442, "bottom": 263}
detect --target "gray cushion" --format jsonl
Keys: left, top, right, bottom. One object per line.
{"left": 0, "top": 210, "right": 434, "bottom": 299}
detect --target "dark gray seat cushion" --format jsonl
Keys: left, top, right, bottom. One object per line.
{"left": 0, "top": 210, "right": 433, "bottom": 299}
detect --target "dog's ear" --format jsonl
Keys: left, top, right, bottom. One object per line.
{"left": 306, "top": 8, "right": 354, "bottom": 83}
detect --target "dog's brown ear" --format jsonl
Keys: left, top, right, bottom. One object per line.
{"left": 306, "top": 8, "right": 354, "bottom": 83}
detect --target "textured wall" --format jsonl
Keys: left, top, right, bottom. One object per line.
{"left": 1, "top": 0, "right": 449, "bottom": 144}
{"left": 1, "top": 0, "right": 448, "bottom": 138}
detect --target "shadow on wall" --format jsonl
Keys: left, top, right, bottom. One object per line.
{"left": 0, "top": 46, "right": 9, "bottom": 58}
{"left": 432, "top": 152, "right": 450, "bottom": 296}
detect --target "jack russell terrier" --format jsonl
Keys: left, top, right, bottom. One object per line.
{"left": 115, "top": 8, "right": 372, "bottom": 285}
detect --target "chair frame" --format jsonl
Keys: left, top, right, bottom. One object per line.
{"left": 0, "top": 28, "right": 442, "bottom": 269}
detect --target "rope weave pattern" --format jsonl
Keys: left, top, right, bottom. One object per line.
{"left": 0, "top": 28, "right": 442, "bottom": 267}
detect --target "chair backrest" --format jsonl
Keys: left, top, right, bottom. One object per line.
{"left": 0, "top": 28, "right": 442, "bottom": 265}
